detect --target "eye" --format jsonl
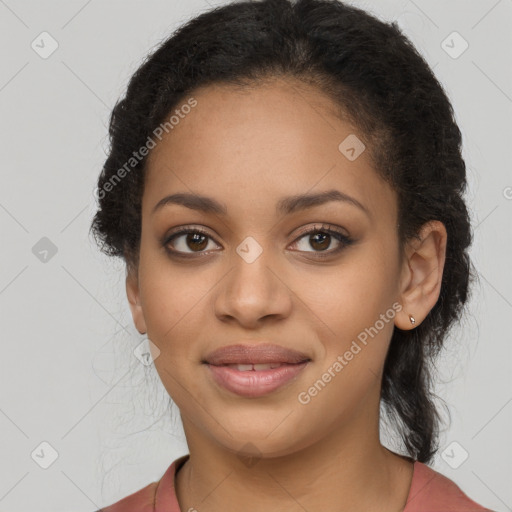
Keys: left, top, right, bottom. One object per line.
{"left": 163, "top": 227, "right": 221, "bottom": 256}
{"left": 289, "top": 223, "right": 354, "bottom": 258}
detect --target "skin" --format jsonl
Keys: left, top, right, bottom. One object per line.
{"left": 126, "top": 76, "right": 447, "bottom": 512}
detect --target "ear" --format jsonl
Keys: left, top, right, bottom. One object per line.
{"left": 395, "top": 220, "right": 447, "bottom": 330}
{"left": 126, "top": 266, "right": 147, "bottom": 335}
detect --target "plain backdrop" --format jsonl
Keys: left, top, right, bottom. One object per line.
{"left": 0, "top": 0, "right": 511, "bottom": 511}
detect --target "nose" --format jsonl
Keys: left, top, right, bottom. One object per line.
{"left": 213, "top": 246, "right": 293, "bottom": 329}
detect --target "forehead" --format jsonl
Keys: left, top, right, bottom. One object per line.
{"left": 143, "top": 78, "right": 396, "bottom": 222}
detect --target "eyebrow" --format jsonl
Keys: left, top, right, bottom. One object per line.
{"left": 151, "top": 189, "right": 370, "bottom": 217}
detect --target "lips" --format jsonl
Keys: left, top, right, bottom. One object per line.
{"left": 203, "top": 343, "right": 311, "bottom": 397}
{"left": 203, "top": 343, "right": 310, "bottom": 366}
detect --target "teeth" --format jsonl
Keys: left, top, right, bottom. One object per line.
{"left": 231, "top": 364, "right": 253, "bottom": 371}
{"left": 226, "top": 363, "right": 283, "bottom": 371}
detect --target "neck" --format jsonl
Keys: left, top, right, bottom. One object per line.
{"left": 175, "top": 403, "right": 414, "bottom": 512}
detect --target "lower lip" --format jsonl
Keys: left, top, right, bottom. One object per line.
{"left": 205, "top": 362, "right": 309, "bottom": 398}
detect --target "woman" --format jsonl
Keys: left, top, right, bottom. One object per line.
{"left": 91, "top": 0, "right": 494, "bottom": 510}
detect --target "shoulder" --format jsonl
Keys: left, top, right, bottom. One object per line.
{"left": 404, "top": 461, "right": 495, "bottom": 512}
{"left": 94, "top": 481, "right": 159, "bottom": 512}
{"left": 94, "top": 454, "right": 188, "bottom": 512}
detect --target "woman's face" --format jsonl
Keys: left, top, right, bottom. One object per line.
{"left": 128, "top": 78, "right": 407, "bottom": 457}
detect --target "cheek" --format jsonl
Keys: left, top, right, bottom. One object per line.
{"left": 298, "top": 243, "right": 399, "bottom": 384}
{"left": 139, "top": 260, "right": 217, "bottom": 352}
{"left": 297, "top": 270, "right": 396, "bottom": 422}
{"left": 300, "top": 249, "right": 398, "bottom": 334}
{"left": 138, "top": 267, "right": 209, "bottom": 405}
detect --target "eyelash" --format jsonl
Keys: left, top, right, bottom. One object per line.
{"left": 162, "top": 223, "right": 354, "bottom": 260}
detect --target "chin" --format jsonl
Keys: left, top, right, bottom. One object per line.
{"left": 210, "top": 418, "right": 313, "bottom": 459}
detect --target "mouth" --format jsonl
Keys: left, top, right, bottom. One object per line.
{"left": 203, "top": 343, "right": 311, "bottom": 397}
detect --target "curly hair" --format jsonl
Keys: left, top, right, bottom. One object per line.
{"left": 90, "top": 0, "right": 475, "bottom": 463}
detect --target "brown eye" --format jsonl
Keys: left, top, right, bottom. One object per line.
{"left": 164, "top": 228, "right": 220, "bottom": 255}
{"left": 289, "top": 224, "right": 354, "bottom": 258}
{"left": 293, "top": 230, "right": 340, "bottom": 252}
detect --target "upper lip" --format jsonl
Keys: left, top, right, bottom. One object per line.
{"left": 203, "top": 344, "right": 311, "bottom": 365}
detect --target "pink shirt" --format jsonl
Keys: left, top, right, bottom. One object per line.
{"left": 97, "top": 454, "right": 494, "bottom": 511}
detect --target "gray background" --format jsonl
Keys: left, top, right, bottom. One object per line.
{"left": 0, "top": 0, "right": 511, "bottom": 511}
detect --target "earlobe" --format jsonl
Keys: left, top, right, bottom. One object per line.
{"left": 395, "top": 221, "right": 447, "bottom": 330}
{"left": 126, "top": 268, "right": 147, "bottom": 335}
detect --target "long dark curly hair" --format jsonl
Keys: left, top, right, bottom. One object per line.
{"left": 90, "top": 0, "right": 475, "bottom": 464}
